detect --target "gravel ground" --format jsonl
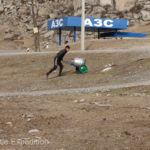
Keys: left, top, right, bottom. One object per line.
{"left": 0, "top": 47, "right": 150, "bottom": 56}
{"left": 1, "top": 80, "right": 150, "bottom": 97}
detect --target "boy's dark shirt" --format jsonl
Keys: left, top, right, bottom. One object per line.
{"left": 56, "top": 49, "right": 67, "bottom": 61}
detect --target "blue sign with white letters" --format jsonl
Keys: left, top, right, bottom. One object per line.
{"left": 48, "top": 17, "right": 128, "bottom": 30}
{"left": 47, "top": 16, "right": 147, "bottom": 46}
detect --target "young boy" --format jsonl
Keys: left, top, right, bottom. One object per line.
{"left": 46, "top": 45, "right": 70, "bottom": 79}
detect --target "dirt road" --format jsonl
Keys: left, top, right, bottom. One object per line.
{"left": 1, "top": 80, "right": 150, "bottom": 97}
{"left": 0, "top": 47, "right": 150, "bottom": 56}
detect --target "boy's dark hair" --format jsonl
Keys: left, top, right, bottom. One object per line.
{"left": 65, "top": 45, "right": 70, "bottom": 49}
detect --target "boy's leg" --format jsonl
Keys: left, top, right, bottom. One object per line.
{"left": 46, "top": 57, "right": 57, "bottom": 78}
{"left": 58, "top": 61, "right": 63, "bottom": 76}
{"left": 46, "top": 66, "right": 57, "bottom": 76}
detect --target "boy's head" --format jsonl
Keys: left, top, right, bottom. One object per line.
{"left": 65, "top": 45, "right": 70, "bottom": 52}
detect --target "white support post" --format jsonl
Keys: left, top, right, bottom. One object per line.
{"left": 81, "top": 0, "right": 85, "bottom": 51}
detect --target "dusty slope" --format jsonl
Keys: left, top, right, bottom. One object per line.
{"left": 1, "top": 93, "right": 150, "bottom": 150}
{"left": 0, "top": 24, "right": 150, "bottom": 51}
{"left": 0, "top": 25, "right": 34, "bottom": 50}
{"left": 1, "top": 49, "right": 150, "bottom": 93}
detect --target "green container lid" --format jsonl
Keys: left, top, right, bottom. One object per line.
{"left": 77, "top": 65, "right": 88, "bottom": 74}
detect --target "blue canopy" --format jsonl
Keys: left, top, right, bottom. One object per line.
{"left": 48, "top": 17, "right": 128, "bottom": 31}
{"left": 47, "top": 17, "right": 147, "bottom": 45}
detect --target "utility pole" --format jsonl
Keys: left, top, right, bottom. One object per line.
{"left": 81, "top": 0, "right": 85, "bottom": 51}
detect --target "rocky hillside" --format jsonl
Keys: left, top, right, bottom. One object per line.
{"left": 0, "top": 0, "right": 150, "bottom": 50}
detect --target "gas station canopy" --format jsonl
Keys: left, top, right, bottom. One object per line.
{"left": 47, "top": 17, "right": 147, "bottom": 45}
{"left": 48, "top": 16, "right": 128, "bottom": 30}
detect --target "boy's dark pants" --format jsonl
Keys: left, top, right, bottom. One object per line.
{"left": 47, "top": 57, "right": 64, "bottom": 76}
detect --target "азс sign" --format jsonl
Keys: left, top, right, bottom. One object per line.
{"left": 48, "top": 17, "right": 128, "bottom": 30}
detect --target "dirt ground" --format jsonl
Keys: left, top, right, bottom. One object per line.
{"left": 1, "top": 50, "right": 150, "bottom": 92}
{"left": 1, "top": 91, "right": 150, "bottom": 150}
{"left": 1, "top": 23, "right": 150, "bottom": 149}
{"left": 1, "top": 48, "right": 150, "bottom": 149}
